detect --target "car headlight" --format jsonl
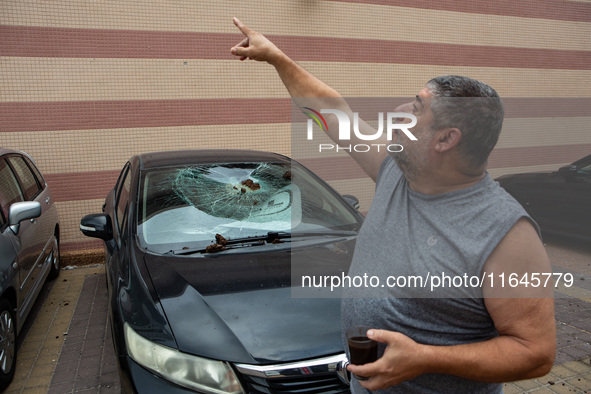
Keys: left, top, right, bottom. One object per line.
{"left": 124, "top": 323, "right": 244, "bottom": 394}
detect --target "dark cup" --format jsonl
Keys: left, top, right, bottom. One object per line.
{"left": 346, "top": 326, "right": 378, "bottom": 380}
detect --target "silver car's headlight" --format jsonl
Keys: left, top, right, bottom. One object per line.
{"left": 124, "top": 323, "right": 244, "bottom": 394}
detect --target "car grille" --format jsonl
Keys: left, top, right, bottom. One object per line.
{"left": 235, "top": 354, "right": 350, "bottom": 394}
{"left": 240, "top": 373, "right": 349, "bottom": 394}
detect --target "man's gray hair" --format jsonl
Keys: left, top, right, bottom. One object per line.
{"left": 426, "top": 75, "right": 504, "bottom": 169}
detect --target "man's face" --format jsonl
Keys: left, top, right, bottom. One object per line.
{"left": 390, "top": 87, "right": 436, "bottom": 181}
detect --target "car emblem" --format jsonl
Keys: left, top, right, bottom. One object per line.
{"left": 336, "top": 359, "right": 351, "bottom": 386}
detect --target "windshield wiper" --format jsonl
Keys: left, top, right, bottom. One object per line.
{"left": 168, "top": 232, "right": 279, "bottom": 255}
{"left": 168, "top": 230, "right": 358, "bottom": 255}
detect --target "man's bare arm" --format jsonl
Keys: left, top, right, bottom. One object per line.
{"left": 347, "top": 218, "right": 556, "bottom": 388}
{"left": 230, "top": 18, "right": 388, "bottom": 181}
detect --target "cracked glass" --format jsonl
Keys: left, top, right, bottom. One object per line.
{"left": 137, "top": 161, "right": 359, "bottom": 254}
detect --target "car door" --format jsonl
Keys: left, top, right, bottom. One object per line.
{"left": 526, "top": 161, "right": 591, "bottom": 239}
{"left": 104, "top": 163, "right": 133, "bottom": 355}
{"left": 558, "top": 161, "right": 591, "bottom": 237}
{"left": 0, "top": 158, "right": 25, "bottom": 289}
{"left": 102, "top": 163, "right": 131, "bottom": 290}
{"left": 3, "top": 155, "right": 47, "bottom": 305}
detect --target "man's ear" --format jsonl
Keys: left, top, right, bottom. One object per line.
{"left": 434, "top": 128, "right": 462, "bottom": 152}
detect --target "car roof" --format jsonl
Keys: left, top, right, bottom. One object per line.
{"left": 0, "top": 147, "right": 36, "bottom": 162}
{"left": 135, "top": 149, "right": 292, "bottom": 170}
{"left": 0, "top": 147, "right": 25, "bottom": 156}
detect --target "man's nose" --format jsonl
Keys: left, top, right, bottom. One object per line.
{"left": 393, "top": 101, "right": 414, "bottom": 123}
{"left": 393, "top": 101, "right": 411, "bottom": 112}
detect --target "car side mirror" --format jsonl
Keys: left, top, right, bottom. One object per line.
{"left": 8, "top": 201, "right": 41, "bottom": 235}
{"left": 342, "top": 194, "right": 360, "bottom": 210}
{"left": 80, "top": 214, "right": 113, "bottom": 241}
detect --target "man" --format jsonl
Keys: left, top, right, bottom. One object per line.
{"left": 230, "top": 18, "right": 555, "bottom": 393}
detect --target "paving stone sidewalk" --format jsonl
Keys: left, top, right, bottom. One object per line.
{"left": 5, "top": 265, "right": 120, "bottom": 393}
{"left": 47, "top": 270, "right": 120, "bottom": 393}
{"left": 504, "top": 296, "right": 591, "bottom": 393}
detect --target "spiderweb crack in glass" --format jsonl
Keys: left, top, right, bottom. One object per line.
{"left": 172, "top": 164, "right": 291, "bottom": 221}
{"left": 137, "top": 161, "right": 360, "bottom": 254}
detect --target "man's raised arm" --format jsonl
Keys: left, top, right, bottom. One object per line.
{"left": 230, "top": 18, "right": 388, "bottom": 181}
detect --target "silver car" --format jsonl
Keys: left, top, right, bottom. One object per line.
{"left": 0, "top": 148, "right": 60, "bottom": 389}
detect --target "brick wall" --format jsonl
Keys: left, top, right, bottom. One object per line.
{"left": 1, "top": 0, "right": 590, "bottom": 252}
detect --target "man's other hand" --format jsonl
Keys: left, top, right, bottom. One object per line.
{"left": 347, "top": 329, "right": 427, "bottom": 390}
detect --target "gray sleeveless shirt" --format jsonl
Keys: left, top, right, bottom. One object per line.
{"left": 341, "top": 156, "right": 535, "bottom": 394}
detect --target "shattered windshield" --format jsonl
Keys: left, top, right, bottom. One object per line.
{"left": 137, "top": 162, "right": 360, "bottom": 254}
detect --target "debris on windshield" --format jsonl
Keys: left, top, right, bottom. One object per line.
{"left": 215, "top": 233, "right": 228, "bottom": 246}
{"left": 204, "top": 234, "right": 229, "bottom": 253}
{"left": 206, "top": 243, "right": 226, "bottom": 253}
{"left": 241, "top": 179, "right": 261, "bottom": 191}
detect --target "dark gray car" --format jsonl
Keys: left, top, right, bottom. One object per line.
{"left": 496, "top": 154, "right": 591, "bottom": 243}
{"left": 80, "top": 149, "right": 362, "bottom": 393}
{"left": 0, "top": 148, "right": 60, "bottom": 389}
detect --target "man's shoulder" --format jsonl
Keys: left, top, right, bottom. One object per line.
{"left": 482, "top": 176, "right": 540, "bottom": 230}
{"left": 376, "top": 155, "right": 402, "bottom": 186}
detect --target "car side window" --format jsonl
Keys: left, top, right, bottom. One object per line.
{"left": 115, "top": 164, "right": 131, "bottom": 235}
{"left": 0, "top": 158, "right": 25, "bottom": 223}
{"left": 578, "top": 164, "right": 591, "bottom": 176}
{"left": 7, "top": 156, "right": 42, "bottom": 201}
{"left": 23, "top": 156, "right": 46, "bottom": 186}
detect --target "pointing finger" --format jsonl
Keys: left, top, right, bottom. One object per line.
{"left": 233, "top": 17, "right": 252, "bottom": 36}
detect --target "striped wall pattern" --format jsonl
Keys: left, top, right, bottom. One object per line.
{"left": 1, "top": 0, "right": 590, "bottom": 252}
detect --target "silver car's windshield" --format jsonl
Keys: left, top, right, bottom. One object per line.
{"left": 137, "top": 162, "right": 359, "bottom": 253}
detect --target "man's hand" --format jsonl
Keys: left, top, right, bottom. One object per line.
{"left": 230, "top": 17, "right": 284, "bottom": 64}
{"left": 347, "top": 329, "right": 428, "bottom": 390}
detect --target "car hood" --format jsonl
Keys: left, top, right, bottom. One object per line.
{"left": 144, "top": 240, "right": 354, "bottom": 364}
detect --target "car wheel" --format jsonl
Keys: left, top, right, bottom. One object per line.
{"left": 0, "top": 299, "right": 16, "bottom": 391}
{"left": 47, "top": 233, "right": 61, "bottom": 280}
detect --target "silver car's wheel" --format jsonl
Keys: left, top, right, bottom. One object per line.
{"left": 48, "top": 234, "right": 61, "bottom": 280}
{"left": 0, "top": 299, "right": 16, "bottom": 390}
{"left": 0, "top": 311, "right": 15, "bottom": 374}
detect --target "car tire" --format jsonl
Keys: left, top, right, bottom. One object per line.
{"left": 47, "top": 234, "right": 61, "bottom": 280}
{"left": 0, "top": 298, "right": 16, "bottom": 391}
